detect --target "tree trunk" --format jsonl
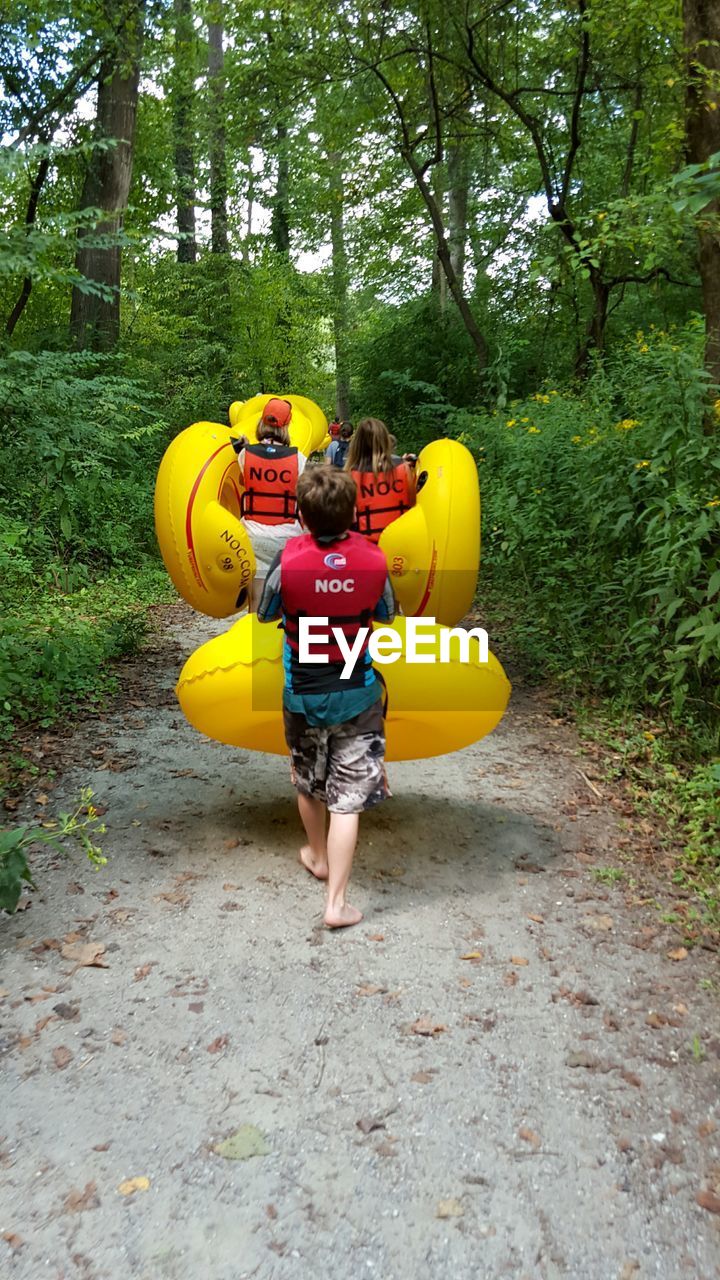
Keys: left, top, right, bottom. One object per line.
{"left": 576, "top": 274, "right": 610, "bottom": 376}
{"left": 328, "top": 151, "right": 351, "bottom": 421}
{"left": 69, "top": 0, "right": 143, "bottom": 351}
{"left": 684, "top": 0, "right": 720, "bottom": 425}
{"left": 5, "top": 152, "right": 50, "bottom": 337}
{"left": 271, "top": 120, "right": 291, "bottom": 255}
{"left": 447, "top": 142, "right": 468, "bottom": 297}
{"left": 430, "top": 165, "right": 447, "bottom": 308}
{"left": 408, "top": 153, "right": 488, "bottom": 373}
{"left": 207, "top": 12, "right": 229, "bottom": 255}
{"left": 172, "top": 0, "right": 196, "bottom": 263}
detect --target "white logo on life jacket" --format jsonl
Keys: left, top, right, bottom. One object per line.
{"left": 324, "top": 552, "right": 346, "bottom": 569}
{"left": 315, "top": 578, "right": 355, "bottom": 593}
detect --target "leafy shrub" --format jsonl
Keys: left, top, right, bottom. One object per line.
{"left": 449, "top": 321, "right": 720, "bottom": 726}
{"left": 1, "top": 788, "right": 106, "bottom": 913}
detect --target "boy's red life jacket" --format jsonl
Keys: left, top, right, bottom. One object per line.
{"left": 241, "top": 443, "right": 299, "bottom": 526}
{"left": 281, "top": 531, "right": 388, "bottom": 690}
{"left": 351, "top": 463, "right": 413, "bottom": 543}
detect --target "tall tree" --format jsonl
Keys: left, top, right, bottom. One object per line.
{"left": 684, "top": 0, "right": 720, "bottom": 417}
{"left": 328, "top": 150, "right": 351, "bottom": 419}
{"left": 207, "top": 4, "right": 229, "bottom": 254}
{"left": 172, "top": 0, "right": 197, "bottom": 263}
{"left": 69, "top": 0, "right": 143, "bottom": 350}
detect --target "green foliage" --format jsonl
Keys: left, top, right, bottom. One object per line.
{"left": 0, "top": 568, "right": 172, "bottom": 737}
{"left": 0, "top": 786, "right": 106, "bottom": 913}
{"left": 452, "top": 321, "right": 720, "bottom": 722}
{"left": 0, "top": 347, "right": 165, "bottom": 571}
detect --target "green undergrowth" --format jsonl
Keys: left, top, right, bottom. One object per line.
{"left": 0, "top": 563, "right": 174, "bottom": 780}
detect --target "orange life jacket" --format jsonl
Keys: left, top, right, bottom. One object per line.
{"left": 351, "top": 463, "right": 413, "bottom": 542}
{"left": 241, "top": 444, "right": 299, "bottom": 526}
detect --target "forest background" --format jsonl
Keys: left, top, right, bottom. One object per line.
{"left": 1, "top": 0, "right": 718, "bottom": 913}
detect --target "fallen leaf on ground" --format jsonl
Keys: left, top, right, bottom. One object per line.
{"left": 223, "top": 838, "right": 240, "bottom": 850}
{"left": 518, "top": 1126, "right": 541, "bottom": 1149}
{"left": 222, "top": 883, "right": 239, "bottom": 891}
{"left": 436, "top": 1198, "right": 464, "bottom": 1218}
{"left": 565, "top": 1050, "right": 600, "bottom": 1070}
{"left": 63, "top": 1181, "right": 99, "bottom": 1213}
{"left": 1, "top": 1233, "right": 23, "bottom": 1250}
{"left": 66, "top": 882, "right": 84, "bottom": 895}
{"left": 188, "top": 1001, "right": 204, "bottom": 1014}
{"left": 646, "top": 1010, "right": 667, "bottom": 1028}
{"left": 93, "top": 1142, "right": 110, "bottom": 1151}
{"left": 214, "top": 1126, "right": 269, "bottom": 1160}
{"left": 34, "top": 1015, "right": 56, "bottom": 1034}
{"left": 411, "top": 1070, "right": 436, "bottom": 1084}
{"left": 503, "top": 970, "right": 518, "bottom": 987}
{"left": 207, "top": 1034, "right": 229, "bottom": 1054}
{"left": 110, "top": 1028, "right": 127, "bottom": 1046}
{"left": 698, "top": 1119, "right": 717, "bottom": 1138}
{"left": 117, "top": 1177, "right": 150, "bottom": 1196}
{"left": 52, "top": 1046, "right": 73, "bottom": 1070}
{"left": 156, "top": 890, "right": 190, "bottom": 908}
{"left": 527, "top": 913, "right": 544, "bottom": 924}
{"left": 357, "top": 1114, "right": 387, "bottom": 1135}
{"left": 133, "top": 963, "right": 155, "bottom": 982}
{"left": 583, "top": 914, "right": 613, "bottom": 932}
{"left": 667, "top": 947, "right": 688, "bottom": 962}
{"left": 510, "top": 956, "right": 529, "bottom": 966}
{"left": 460, "top": 951, "right": 483, "bottom": 961}
{"left": 61, "top": 941, "right": 108, "bottom": 969}
{"left": 696, "top": 1189, "right": 720, "bottom": 1214}
{"left": 53, "top": 1003, "right": 80, "bottom": 1021}
{"left": 368, "top": 934, "right": 385, "bottom": 942}
{"left": 620, "top": 1069, "right": 642, "bottom": 1089}
{"left": 409, "top": 1017, "right": 447, "bottom": 1037}
{"left": 35, "top": 793, "right": 48, "bottom": 806}
{"left": 356, "top": 984, "right": 386, "bottom": 997}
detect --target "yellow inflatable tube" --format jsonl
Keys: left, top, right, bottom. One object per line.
{"left": 380, "top": 439, "right": 480, "bottom": 626}
{"left": 176, "top": 614, "right": 510, "bottom": 761}
{"left": 154, "top": 397, "right": 328, "bottom": 618}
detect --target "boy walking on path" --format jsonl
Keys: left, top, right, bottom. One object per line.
{"left": 258, "top": 468, "right": 395, "bottom": 928}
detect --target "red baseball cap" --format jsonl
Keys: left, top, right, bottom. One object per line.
{"left": 262, "top": 397, "right": 292, "bottom": 427}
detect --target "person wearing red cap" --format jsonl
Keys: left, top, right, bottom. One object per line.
{"left": 232, "top": 397, "right": 307, "bottom": 610}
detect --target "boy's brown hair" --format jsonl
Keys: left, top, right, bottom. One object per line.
{"left": 297, "top": 466, "right": 356, "bottom": 538}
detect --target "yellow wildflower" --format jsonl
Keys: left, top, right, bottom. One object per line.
{"left": 616, "top": 419, "right": 639, "bottom": 431}
{"left": 639, "top": 344, "right": 649, "bottom": 353}
{"left": 527, "top": 426, "right": 541, "bottom": 435}
{"left": 597, "top": 212, "right": 606, "bottom": 221}
{"left": 713, "top": 398, "right": 720, "bottom": 419}
{"left": 643, "top": 731, "right": 655, "bottom": 742}
{"left": 506, "top": 419, "right": 516, "bottom": 427}
{"left": 520, "top": 417, "right": 530, "bottom": 422}
{"left": 707, "top": 498, "right": 720, "bottom": 508}
{"left": 531, "top": 393, "right": 551, "bottom": 404}
{"left": 571, "top": 435, "right": 582, "bottom": 443}
{"left": 635, "top": 460, "right": 650, "bottom": 469}
{"left": 534, "top": 487, "right": 545, "bottom": 494}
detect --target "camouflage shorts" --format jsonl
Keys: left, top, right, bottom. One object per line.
{"left": 283, "top": 701, "right": 390, "bottom": 815}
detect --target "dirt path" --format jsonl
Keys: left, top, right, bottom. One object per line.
{"left": 2, "top": 606, "right": 719, "bottom": 1280}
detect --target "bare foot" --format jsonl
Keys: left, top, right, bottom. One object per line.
{"left": 324, "top": 903, "right": 363, "bottom": 929}
{"left": 299, "top": 845, "right": 328, "bottom": 880}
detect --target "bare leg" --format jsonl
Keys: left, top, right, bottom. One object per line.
{"left": 324, "top": 812, "right": 362, "bottom": 928}
{"left": 297, "top": 793, "right": 328, "bottom": 879}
